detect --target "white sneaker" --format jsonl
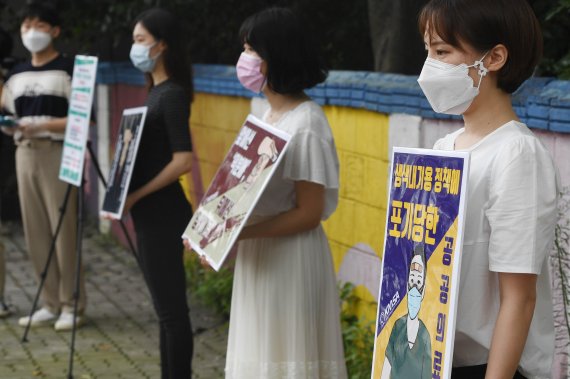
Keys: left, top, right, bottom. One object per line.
{"left": 54, "top": 311, "right": 84, "bottom": 332}
{"left": 18, "top": 307, "right": 57, "bottom": 327}
{"left": 0, "top": 300, "right": 11, "bottom": 318}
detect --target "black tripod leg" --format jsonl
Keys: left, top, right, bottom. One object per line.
{"left": 117, "top": 221, "right": 137, "bottom": 258}
{"left": 86, "top": 141, "right": 138, "bottom": 257}
{"left": 67, "top": 181, "right": 83, "bottom": 379}
{"left": 22, "top": 184, "right": 73, "bottom": 343}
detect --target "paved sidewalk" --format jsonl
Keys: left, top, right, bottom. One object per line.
{"left": 0, "top": 222, "right": 227, "bottom": 379}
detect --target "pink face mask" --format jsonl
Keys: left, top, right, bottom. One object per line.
{"left": 236, "top": 52, "right": 265, "bottom": 93}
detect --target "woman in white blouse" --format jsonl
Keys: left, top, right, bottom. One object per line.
{"left": 227, "top": 6, "right": 347, "bottom": 379}
{"left": 418, "top": 0, "right": 560, "bottom": 378}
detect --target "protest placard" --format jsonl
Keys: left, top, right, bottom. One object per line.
{"left": 182, "top": 114, "right": 291, "bottom": 271}
{"left": 372, "top": 147, "right": 470, "bottom": 379}
{"left": 100, "top": 107, "right": 147, "bottom": 219}
{"left": 59, "top": 55, "right": 98, "bottom": 186}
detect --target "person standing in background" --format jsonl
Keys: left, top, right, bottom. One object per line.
{"left": 0, "top": 25, "right": 14, "bottom": 318}
{"left": 120, "top": 8, "right": 194, "bottom": 378}
{"left": 0, "top": 2, "right": 87, "bottom": 331}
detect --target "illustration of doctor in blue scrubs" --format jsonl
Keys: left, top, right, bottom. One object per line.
{"left": 382, "top": 243, "right": 432, "bottom": 378}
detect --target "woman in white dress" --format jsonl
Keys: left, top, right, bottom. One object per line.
{"left": 418, "top": 1, "right": 559, "bottom": 378}
{"left": 226, "top": 7, "right": 347, "bottom": 379}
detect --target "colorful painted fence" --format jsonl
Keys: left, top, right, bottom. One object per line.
{"left": 95, "top": 62, "right": 570, "bottom": 377}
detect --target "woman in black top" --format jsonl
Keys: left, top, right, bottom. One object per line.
{"left": 125, "top": 8, "right": 193, "bottom": 378}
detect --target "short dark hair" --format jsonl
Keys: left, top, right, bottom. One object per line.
{"left": 418, "top": 0, "right": 542, "bottom": 94}
{"left": 239, "top": 7, "right": 328, "bottom": 95}
{"left": 135, "top": 8, "right": 194, "bottom": 101}
{"left": 22, "top": 2, "right": 61, "bottom": 27}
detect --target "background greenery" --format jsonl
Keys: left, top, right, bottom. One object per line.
{"left": 184, "top": 252, "right": 234, "bottom": 319}
{"left": 532, "top": 0, "right": 570, "bottom": 78}
{"left": 1, "top": 0, "right": 568, "bottom": 78}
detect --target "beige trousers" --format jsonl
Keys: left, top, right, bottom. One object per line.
{"left": 16, "top": 139, "right": 86, "bottom": 314}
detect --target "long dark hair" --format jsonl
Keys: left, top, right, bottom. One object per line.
{"left": 135, "top": 8, "right": 194, "bottom": 101}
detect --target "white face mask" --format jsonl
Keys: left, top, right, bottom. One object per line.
{"left": 22, "top": 29, "right": 53, "bottom": 53}
{"left": 130, "top": 42, "right": 161, "bottom": 73}
{"left": 417, "top": 53, "right": 489, "bottom": 115}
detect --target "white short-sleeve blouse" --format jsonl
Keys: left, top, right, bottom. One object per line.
{"left": 253, "top": 101, "right": 340, "bottom": 220}
{"left": 434, "top": 120, "right": 559, "bottom": 379}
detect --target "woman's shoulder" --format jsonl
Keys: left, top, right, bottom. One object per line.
{"left": 303, "top": 100, "right": 327, "bottom": 120}
{"left": 494, "top": 121, "right": 551, "bottom": 158}
{"left": 488, "top": 121, "right": 558, "bottom": 179}
{"left": 433, "top": 128, "right": 464, "bottom": 150}
{"left": 153, "top": 80, "right": 188, "bottom": 98}
{"left": 150, "top": 80, "right": 189, "bottom": 107}
{"left": 286, "top": 100, "right": 331, "bottom": 137}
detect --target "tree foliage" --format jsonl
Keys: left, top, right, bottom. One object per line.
{"left": 367, "top": 0, "right": 428, "bottom": 74}
{"left": 531, "top": 0, "right": 570, "bottom": 79}
{"left": 1, "top": 0, "right": 568, "bottom": 77}
{"left": 2, "top": 0, "right": 372, "bottom": 70}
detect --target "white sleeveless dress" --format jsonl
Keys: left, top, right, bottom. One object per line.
{"left": 225, "top": 101, "right": 348, "bottom": 379}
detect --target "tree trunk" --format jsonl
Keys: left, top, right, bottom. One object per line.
{"left": 367, "top": 0, "right": 428, "bottom": 74}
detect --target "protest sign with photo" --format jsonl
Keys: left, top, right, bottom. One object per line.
{"left": 100, "top": 107, "right": 148, "bottom": 219}
{"left": 182, "top": 114, "right": 291, "bottom": 271}
{"left": 372, "top": 147, "right": 470, "bottom": 379}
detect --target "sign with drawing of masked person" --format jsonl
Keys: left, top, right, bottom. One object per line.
{"left": 182, "top": 114, "right": 291, "bottom": 271}
{"left": 100, "top": 107, "right": 147, "bottom": 219}
{"left": 372, "top": 147, "right": 470, "bottom": 379}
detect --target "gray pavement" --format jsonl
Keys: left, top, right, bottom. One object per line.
{"left": 0, "top": 222, "right": 227, "bottom": 379}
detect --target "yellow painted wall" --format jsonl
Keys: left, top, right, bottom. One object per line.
{"left": 322, "top": 105, "right": 390, "bottom": 321}
{"left": 181, "top": 93, "right": 252, "bottom": 206}
{"left": 184, "top": 93, "right": 390, "bottom": 322}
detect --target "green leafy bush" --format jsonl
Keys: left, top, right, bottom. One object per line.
{"left": 184, "top": 252, "right": 234, "bottom": 319}
{"left": 339, "top": 282, "right": 376, "bottom": 379}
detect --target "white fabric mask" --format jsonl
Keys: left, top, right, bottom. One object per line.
{"left": 417, "top": 53, "right": 489, "bottom": 115}
{"left": 130, "top": 42, "right": 160, "bottom": 73}
{"left": 22, "top": 29, "right": 52, "bottom": 53}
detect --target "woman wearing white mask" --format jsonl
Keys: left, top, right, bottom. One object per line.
{"left": 225, "top": 7, "right": 347, "bottom": 378}
{"left": 418, "top": 1, "right": 559, "bottom": 378}
{"left": 123, "top": 8, "right": 194, "bottom": 378}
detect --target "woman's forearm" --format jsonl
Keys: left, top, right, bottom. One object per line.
{"left": 130, "top": 151, "right": 192, "bottom": 203}
{"left": 42, "top": 117, "right": 67, "bottom": 133}
{"left": 240, "top": 205, "right": 321, "bottom": 240}
{"left": 240, "top": 181, "right": 325, "bottom": 240}
{"left": 485, "top": 273, "right": 537, "bottom": 379}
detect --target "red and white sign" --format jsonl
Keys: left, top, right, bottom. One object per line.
{"left": 182, "top": 114, "right": 291, "bottom": 271}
